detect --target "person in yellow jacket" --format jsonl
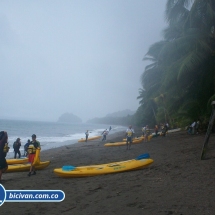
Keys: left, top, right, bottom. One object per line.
{"left": 144, "top": 125, "right": 150, "bottom": 142}
{"left": 125, "top": 125, "right": 134, "bottom": 150}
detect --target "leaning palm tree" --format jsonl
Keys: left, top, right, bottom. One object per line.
{"left": 160, "top": 0, "right": 215, "bottom": 121}
{"left": 137, "top": 0, "right": 215, "bottom": 127}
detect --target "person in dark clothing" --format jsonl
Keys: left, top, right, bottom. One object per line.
{"left": 196, "top": 120, "right": 200, "bottom": 134}
{"left": 13, "top": 138, "right": 21, "bottom": 158}
{"left": 0, "top": 131, "right": 8, "bottom": 182}
{"left": 162, "top": 123, "right": 169, "bottom": 137}
{"left": 85, "top": 130, "right": 89, "bottom": 142}
{"left": 154, "top": 125, "right": 159, "bottom": 137}
{"left": 24, "top": 139, "right": 31, "bottom": 156}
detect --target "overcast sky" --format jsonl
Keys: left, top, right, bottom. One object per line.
{"left": 0, "top": 0, "right": 166, "bottom": 122}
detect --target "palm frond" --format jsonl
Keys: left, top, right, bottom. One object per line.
{"left": 165, "top": 0, "right": 193, "bottom": 25}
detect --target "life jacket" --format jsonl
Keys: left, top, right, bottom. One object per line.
{"left": 28, "top": 145, "right": 36, "bottom": 154}
{"left": 146, "top": 129, "right": 150, "bottom": 134}
{"left": 127, "top": 129, "right": 133, "bottom": 137}
{"left": 3, "top": 143, "right": 10, "bottom": 153}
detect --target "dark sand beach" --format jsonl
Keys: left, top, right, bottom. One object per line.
{"left": 1, "top": 128, "right": 215, "bottom": 215}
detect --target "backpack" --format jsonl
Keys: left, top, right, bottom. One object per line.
{"left": 13, "top": 142, "right": 18, "bottom": 149}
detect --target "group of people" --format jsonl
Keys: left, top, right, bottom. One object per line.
{"left": 12, "top": 138, "right": 33, "bottom": 159}
{"left": 85, "top": 125, "right": 135, "bottom": 150}
{"left": 0, "top": 132, "right": 41, "bottom": 182}
{"left": 160, "top": 123, "right": 169, "bottom": 137}
{"left": 124, "top": 123, "right": 170, "bottom": 151}
{"left": 85, "top": 126, "right": 112, "bottom": 142}
{"left": 141, "top": 123, "right": 169, "bottom": 140}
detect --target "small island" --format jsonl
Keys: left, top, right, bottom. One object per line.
{"left": 57, "top": 112, "right": 82, "bottom": 123}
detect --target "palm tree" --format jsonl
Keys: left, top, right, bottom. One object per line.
{"left": 136, "top": 0, "right": 215, "bottom": 127}
{"left": 163, "top": 0, "right": 215, "bottom": 119}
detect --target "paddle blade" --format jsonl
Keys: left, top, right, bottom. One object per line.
{"left": 135, "top": 153, "right": 150, "bottom": 160}
{"left": 62, "top": 166, "right": 76, "bottom": 171}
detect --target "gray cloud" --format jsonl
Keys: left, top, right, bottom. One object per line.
{"left": 0, "top": 0, "right": 166, "bottom": 122}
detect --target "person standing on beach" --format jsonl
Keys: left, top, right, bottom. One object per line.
{"left": 0, "top": 131, "right": 8, "bottom": 182}
{"left": 154, "top": 125, "right": 159, "bottom": 137}
{"left": 24, "top": 139, "right": 31, "bottom": 156}
{"left": 196, "top": 120, "right": 200, "bottom": 134}
{"left": 28, "top": 134, "right": 40, "bottom": 177}
{"left": 144, "top": 125, "right": 150, "bottom": 142}
{"left": 162, "top": 123, "right": 169, "bottom": 137}
{"left": 85, "top": 130, "right": 89, "bottom": 142}
{"left": 125, "top": 125, "right": 134, "bottom": 150}
{"left": 142, "top": 126, "right": 146, "bottom": 137}
{"left": 102, "top": 129, "right": 108, "bottom": 141}
{"left": 13, "top": 138, "right": 21, "bottom": 158}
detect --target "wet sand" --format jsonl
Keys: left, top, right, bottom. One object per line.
{"left": 1, "top": 128, "right": 215, "bottom": 215}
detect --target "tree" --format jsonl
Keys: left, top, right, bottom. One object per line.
{"left": 137, "top": 0, "right": 215, "bottom": 128}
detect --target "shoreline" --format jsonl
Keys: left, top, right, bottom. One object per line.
{"left": 2, "top": 129, "right": 215, "bottom": 214}
{"left": 6, "top": 127, "right": 128, "bottom": 159}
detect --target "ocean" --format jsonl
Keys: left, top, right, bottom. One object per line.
{"left": 0, "top": 119, "right": 126, "bottom": 158}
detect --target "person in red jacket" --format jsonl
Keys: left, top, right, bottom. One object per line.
{"left": 28, "top": 134, "right": 41, "bottom": 177}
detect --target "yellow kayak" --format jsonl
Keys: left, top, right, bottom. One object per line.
{"left": 78, "top": 136, "right": 101, "bottom": 142}
{"left": 137, "top": 135, "right": 152, "bottom": 141}
{"left": 104, "top": 138, "right": 144, "bottom": 147}
{"left": 122, "top": 137, "right": 144, "bottom": 142}
{"left": 54, "top": 153, "right": 153, "bottom": 178}
{"left": 6, "top": 157, "right": 29, "bottom": 165}
{"left": 146, "top": 135, "right": 153, "bottom": 141}
{"left": 6, "top": 148, "right": 50, "bottom": 172}
{"left": 122, "top": 135, "right": 152, "bottom": 142}
{"left": 6, "top": 161, "right": 50, "bottom": 173}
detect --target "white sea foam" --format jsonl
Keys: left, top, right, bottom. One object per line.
{"left": 2, "top": 120, "right": 126, "bottom": 158}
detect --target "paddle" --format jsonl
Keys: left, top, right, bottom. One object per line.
{"left": 62, "top": 166, "right": 76, "bottom": 171}
{"left": 135, "top": 153, "right": 150, "bottom": 160}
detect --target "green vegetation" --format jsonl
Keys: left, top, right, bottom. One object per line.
{"left": 135, "top": 0, "right": 215, "bottom": 128}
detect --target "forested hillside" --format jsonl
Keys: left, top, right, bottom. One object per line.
{"left": 135, "top": 0, "right": 215, "bottom": 129}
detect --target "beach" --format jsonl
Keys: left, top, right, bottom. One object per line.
{"left": 1, "top": 128, "right": 215, "bottom": 215}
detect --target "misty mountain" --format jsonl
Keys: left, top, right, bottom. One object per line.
{"left": 105, "top": 109, "right": 135, "bottom": 117}
{"left": 86, "top": 109, "right": 135, "bottom": 125}
{"left": 57, "top": 113, "right": 82, "bottom": 123}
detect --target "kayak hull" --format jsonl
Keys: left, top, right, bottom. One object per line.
{"left": 6, "top": 149, "right": 50, "bottom": 172}
{"left": 104, "top": 138, "right": 144, "bottom": 147}
{"left": 6, "top": 161, "right": 50, "bottom": 173}
{"left": 78, "top": 136, "right": 101, "bottom": 142}
{"left": 6, "top": 157, "right": 28, "bottom": 165}
{"left": 54, "top": 156, "right": 153, "bottom": 178}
